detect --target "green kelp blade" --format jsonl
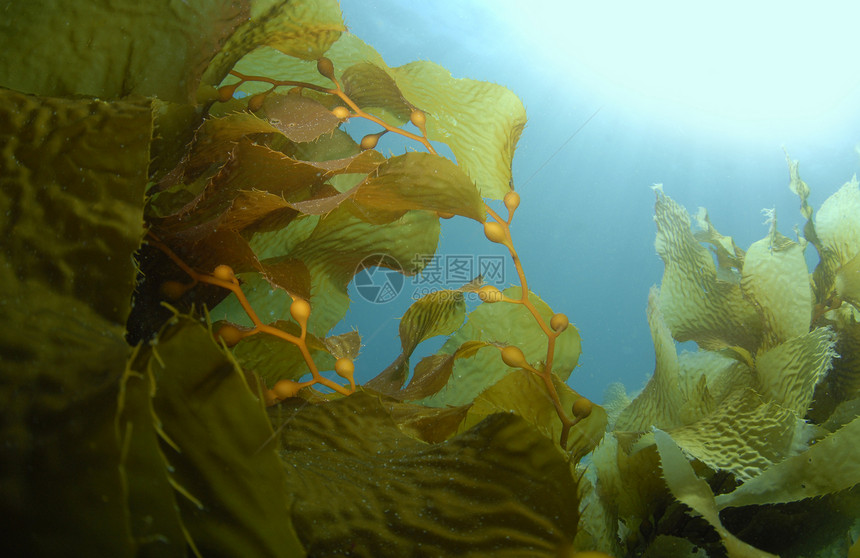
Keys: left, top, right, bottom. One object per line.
{"left": 389, "top": 56, "right": 526, "bottom": 199}
{"left": 0, "top": 310, "right": 137, "bottom": 556}
{"left": 260, "top": 92, "right": 342, "bottom": 142}
{"left": 836, "top": 251, "right": 860, "bottom": 309}
{"left": 753, "top": 327, "right": 837, "bottom": 415}
{"left": 0, "top": 89, "right": 151, "bottom": 327}
{"left": 365, "top": 289, "right": 467, "bottom": 393}
{"left": 354, "top": 152, "right": 486, "bottom": 222}
{"left": 741, "top": 227, "right": 812, "bottom": 348}
{"left": 341, "top": 61, "right": 414, "bottom": 122}
{"left": 276, "top": 391, "right": 579, "bottom": 556}
{"left": 383, "top": 399, "right": 471, "bottom": 443}
{"left": 227, "top": 32, "right": 526, "bottom": 200}
{"left": 715, "top": 415, "right": 860, "bottom": 510}
{"left": 150, "top": 317, "right": 304, "bottom": 557}
{"left": 329, "top": 33, "right": 527, "bottom": 201}
{"left": 176, "top": 139, "right": 330, "bottom": 225}
{"left": 322, "top": 329, "right": 362, "bottom": 360}
{"left": 666, "top": 389, "right": 800, "bottom": 482}
{"left": 0, "top": 0, "right": 245, "bottom": 102}
{"left": 398, "top": 289, "right": 467, "bottom": 356}
{"left": 117, "top": 355, "right": 189, "bottom": 558}
{"left": 461, "top": 370, "right": 607, "bottom": 457}
{"left": 420, "top": 286, "right": 581, "bottom": 407}
{"left": 364, "top": 341, "right": 490, "bottom": 401}
{"left": 820, "top": 306, "right": 860, "bottom": 406}
{"left": 202, "top": 0, "right": 344, "bottom": 89}
{"left": 654, "top": 429, "right": 778, "bottom": 558}
{"left": 0, "top": 90, "right": 166, "bottom": 555}
{"left": 653, "top": 187, "right": 762, "bottom": 352}
{"left": 616, "top": 286, "right": 685, "bottom": 432}
{"left": 392, "top": 341, "right": 492, "bottom": 402}
{"left": 183, "top": 112, "right": 282, "bottom": 175}
{"left": 815, "top": 176, "right": 860, "bottom": 266}
{"left": 813, "top": 176, "right": 860, "bottom": 304}
{"left": 692, "top": 206, "right": 745, "bottom": 279}
{"left": 259, "top": 255, "right": 313, "bottom": 300}
{"left": 214, "top": 205, "right": 439, "bottom": 344}
{"left": 289, "top": 205, "right": 441, "bottom": 334}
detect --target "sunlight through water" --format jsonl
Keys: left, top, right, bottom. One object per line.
{"left": 484, "top": 0, "right": 860, "bottom": 131}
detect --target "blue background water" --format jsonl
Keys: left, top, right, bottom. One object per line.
{"left": 334, "top": 0, "right": 860, "bottom": 402}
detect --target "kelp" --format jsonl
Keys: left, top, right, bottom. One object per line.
{"left": 273, "top": 391, "right": 579, "bottom": 556}
{"left": 0, "top": 0, "right": 246, "bottom": 102}
{"left": 226, "top": 32, "right": 526, "bottom": 200}
{"left": 141, "top": 318, "right": 304, "bottom": 556}
{"left": 0, "top": 0, "right": 593, "bottom": 555}
{"left": 654, "top": 430, "right": 778, "bottom": 558}
{"left": 420, "top": 286, "right": 582, "bottom": 407}
{"left": 4, "top": 0, "right": 860, "bottom": 556}
{"left": 587, "top": 168, "right": 860, "bottom": 556}
{"left": 715, "top": 415, "right": 860, "bottom": 509}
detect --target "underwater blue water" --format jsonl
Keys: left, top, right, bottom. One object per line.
{"left": 335, "top": 0, "right": 860, "bottom": 402}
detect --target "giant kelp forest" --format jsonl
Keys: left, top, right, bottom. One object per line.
{"left": 1, "top": 1, "right": 859, "bottom": 556}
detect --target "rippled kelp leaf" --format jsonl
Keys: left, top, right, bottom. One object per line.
{"left": 383, "top": 399, "right": 471, "bottom": 443}
{"left": 574, "top": 471, "right": 626, "bottom": 558}
{"left": 692, "top": 207, "right": 745, "bottom": 281}
{"left": 366, "top": 289, "right": 467, "bottom": 393}
{"left": 716, "top": 415, "right": 860, "bottom": 510}
{"left": 821, "top": 306, "right": 860, "bottom": 404}
{"left": 0, "top": 313, "right": 136, "bottom": 556}
{"left": 461, "top": 370, "right": 607, "bottom": 457}
{"left": 0, "top": 89, "right": 153, "bottom": 553}
{"left": 837, "top": 252, "right": 860, "bottom": 309}
{"left": 228, "top": 33, "right": 526, "bottom": 199}
{"left": 181, "top": 112, "right": 283, "bottom": 177}
{"left": 815, "top": 176, "right": 860, "bottom": 267}
{"left": 173, "top": 139, "right": 329, "bottom": 226}
{"left": 341, "top": 61, "right": 414, "bottom": 121}
{"left": 274, "top": 391, "right": 579, "bottom": 556}
{"left": 387, "top": 341, "right": 491, "bottom": 403}
{"left": 420, "top": 287, "right": 581, "bottom": 407}
{"left": 0, "top": 0, "right": 246, "bottom": 102}
{"left": 118, "top": 351, "right": 190, "bottom": 558}
{"left": 291, "top": 205, "right": 440, "bottom": 333}
{"left": 390, "top": 57, "right": 526, "bottom": 200}
{"left": 741, "top": 225, "right": 812, "bottom": 349}
{"left": 587, "top": 434, "right": 669, "bottom": 551}
{"left": 261, "top": 93, "right": 341, "bottom": 142}
{"left": 0, "top": 89, "right": 151, "bottom": 328}
{"left": 666, "top": 389, "right": 800, "bottom": 482}
{"left": 654, "top": 429, "right": 778, "bottom": 558}
{"left": 202, "top": 0, "right": 344, "bottom": 89}
{"left": 616, "top": 287, "right": 685, "bottom": 431}
{"left": 213, "top": 206, "right": 440, "bottom": 337}
{"left": 354, "top": 152, "right": 486, "bottom": 222}
{"left": 653, "top": 187, "right": 761, "bottom": 351}
{"left": 675, "top": 350, "right": 752, "bottom": 420}
{"left": 815, "top": 177, "right": 860, "bottom": 312}
{"left": 753, "top": 327, "right": 836, "bottom": 415}
{"left": 150, "top": 318, "right": 304, "bottom": 557}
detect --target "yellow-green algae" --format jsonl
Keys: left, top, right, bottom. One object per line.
{"left": 583, "top": 165, "right": 860, "bottom": 556}
{"left": 1, "top": 1, "right": 859, "bottom": 557}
